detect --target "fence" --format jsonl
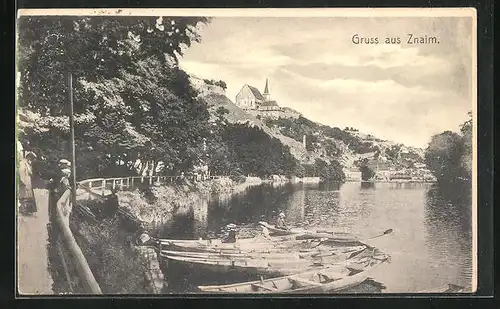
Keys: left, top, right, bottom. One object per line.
{"left": 54, "top": 189, "right": 102, "bottom": 294}
{"left": 77, "top": 175, "right": 227, "bottom": 199}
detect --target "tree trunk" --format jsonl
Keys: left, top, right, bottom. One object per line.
{"left": 149, "top": 160, "right": 156, "bottom": 176}
{"left": 139, "top": 161, "right": 147, "bottom": 176}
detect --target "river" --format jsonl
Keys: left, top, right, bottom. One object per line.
{"left": 160, "top": 181, "right": 473, "bottom": 293}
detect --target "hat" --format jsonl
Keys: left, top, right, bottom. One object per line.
{"left": 25, "top": 151, "right": 37, "bottom": 159}
{"left": 279, "top": 212, "right": 285, "bottom": 218}
{"left": 59, "top": 159, "right": 71, "bottom": 166}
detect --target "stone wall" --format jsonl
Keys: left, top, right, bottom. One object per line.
{"left": 134, "top": 246, "right": 164, "bottom": 294}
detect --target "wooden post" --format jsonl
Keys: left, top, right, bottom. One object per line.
{"left": 68, "top": 73, "right": 77, "bottom": 209}
{"left": 149, "top": 176, "right": 152, "bottom": 185}
{"left": 112, "top": 179, "right": 116, "bottom": 190}
{"left": 88, "top": 182, "right": 92, "bottom": 200}
{"left": 102, "top": 179, "right": 106, "bottom": 196}
{"left": 120, "top": 179, "right": 124, "bottom": 190}
{"left": 131, "top": 177, "right": 134, "bottom": 188}
{"left": 55, "top": 191, "right": 102, "bottom": 294}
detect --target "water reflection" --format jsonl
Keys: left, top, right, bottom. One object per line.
{"left": 360, "top": 182, "right": 375, "bottom": 190}
{"left": 424, "top": 182, "right": 473, "bottom": 289}
{"left": 160, "top": 181, "right": 474, "bottom": 292}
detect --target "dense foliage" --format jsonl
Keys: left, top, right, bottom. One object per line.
{"left": 321, "top": 126, "right": 376, "bottom": 154}
{"left": 424, "top": 112, "right": 472, "bottom": 184}
{"left": 357, "top": 158, "right": 376, "bottom": 181}
{"left": 207, "top": 122, "right": 301, "bottom": 178}
{"left": 203, "top": 79, "right": 227, "bottom": 90}
{"left": 17, "top": 16, "right": 211, "bottom": 180}
{"left": 264, "top": 117, "right": 377, "bottom": 155}
{"left": 313, "top": 159, "right": 346, "bottom": 182}
{"left": 73, "top": 215, "right": 150, "bottom": 294}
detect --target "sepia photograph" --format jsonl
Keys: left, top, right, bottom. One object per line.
{"left": 15, "top": 8, "right": 476, "bottom": 295}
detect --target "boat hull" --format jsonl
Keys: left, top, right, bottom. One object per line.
{"left": 197, "top": 248, "right": 390, "bottom": 293}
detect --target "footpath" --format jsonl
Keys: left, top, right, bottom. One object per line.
{"left": 17, "top": 188, "right": 54, "bottom": 295}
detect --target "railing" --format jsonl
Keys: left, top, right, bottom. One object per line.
{"left": 55, "top": 189, "right": 102, "bottom": 294}
{"left": 77, "top": 175, "right": 202, "bottom": 198}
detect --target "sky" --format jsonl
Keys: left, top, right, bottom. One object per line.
{"left": 179, "top": 16, "right": 474, "bottom": 148}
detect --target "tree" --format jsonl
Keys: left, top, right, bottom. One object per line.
{"left": 358, "top": 158, "right": 375, "bottom": 181}
{"left": 314, "top": 159, "right": 345, "bottom": 182}
{"left": 460, "top": 112, "right": 473, "bottom": 175}
{"left": 17, "top": 16, "right": 211, "bottom": 179}
{"left": 425, "top": 131, "right": 466, "bottom": 183}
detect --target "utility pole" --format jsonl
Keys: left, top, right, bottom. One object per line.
{"left": 68, "top": 73, "right": 77, "bottom": 208}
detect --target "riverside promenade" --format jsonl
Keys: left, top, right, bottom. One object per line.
{"left": 17, "top": 188, "right": 54, "bottom": 295}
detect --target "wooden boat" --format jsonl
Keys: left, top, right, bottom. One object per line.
{"left": 162, "top": 246, "right": 375, "bottom": 277}
{"left": 260, "top": 223, "right": 394, "bottom": 247}
{"left": 161, "top": 245, "right": 367, "bottom": 261}
{"left": 197, "top": 248, "right": 389, "bottom": 293}
{"left": 259, "top": 221, "right": 366, "bottom": 244}
{"left": 159, "top": 236, "right": 326, "bottom": 253}
{"left": 165, "top": 254, "right": 345, "bottom": 277}
{"left": 159, "top": 235, "right": 298, "bottom": 246}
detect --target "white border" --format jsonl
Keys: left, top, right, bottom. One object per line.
{"left": 18, "top": 8, "right": 477, "bottom": 17}
{"left": 15, "top": 7, "right": 478, "bottom": 295}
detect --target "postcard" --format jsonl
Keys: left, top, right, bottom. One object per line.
{"left": 16, "top": 8, "right": 477, "bottom": 295}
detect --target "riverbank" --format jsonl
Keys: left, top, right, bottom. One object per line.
{"left": 116, "top": 177, "right": 263, "bottom": 230}
{"left": 68, "top": 176, "right": 264, "bottom": 294}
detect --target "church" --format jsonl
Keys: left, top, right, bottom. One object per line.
{"left": 235, "top": 79, "right": 280, "bottom": 111}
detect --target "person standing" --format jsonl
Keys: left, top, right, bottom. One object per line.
{"left": 18, "top": 151, "right": 37, "bottom": 215}
{"left": 56, "top": 169, "right": 72, "bottom": 199}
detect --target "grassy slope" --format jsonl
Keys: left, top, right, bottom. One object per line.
{"left": 201, "top": 93, "right": 424, "bottom": 169}
{"left": 203, "top": 93, "right": 312, "bottom": 163}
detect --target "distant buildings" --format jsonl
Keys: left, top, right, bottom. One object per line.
{"left": 235, "top": 79, "right": 301, "bottom": 119}
{"left": 343, "top": 168, "right": 362, "bottom": 181}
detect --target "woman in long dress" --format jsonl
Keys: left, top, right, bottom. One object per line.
{"left": 18, "top": 151, "right": 37, "bottom": 215}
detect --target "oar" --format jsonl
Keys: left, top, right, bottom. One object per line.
{"left": 369, "top": 228, "right": 393, "bottom": 240}
{"left": 311, "top": 228, "right": 393, "bottom": 248}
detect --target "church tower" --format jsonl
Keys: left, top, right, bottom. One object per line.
{"left": 263, "top": 78, "right": 271, "bottom": 101}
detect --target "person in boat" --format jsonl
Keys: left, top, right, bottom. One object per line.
{"left": 136, "top": 229, "right": 156, "bottom": 246}
{"left": 275, "top": 212, "right": 289, "bottom": 230}
{"left": 261, "top": 226, "right": 271, "bottom": 239}
{"left": 222, "top": 223, "right": 238, "bottom": 243}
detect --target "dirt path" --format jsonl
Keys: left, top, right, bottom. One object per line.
{"left": 17, "top": 188, "right": 54, "bottom": 295}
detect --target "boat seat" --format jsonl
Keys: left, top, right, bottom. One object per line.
{"left": 316, "top": 273, "right": 331, "bottom": 281}
{"left": 289, "top": 278, "right": 323, "bottom": 287}
{"left": 251, "top": 283, "right": 277, "bottom": 292}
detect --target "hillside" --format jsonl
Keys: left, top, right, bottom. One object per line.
{"left": 202, "top": 93, "right": 322, "bottom": 165}
{"left": 198, "top": 90, "right": 424, "bottom": 172}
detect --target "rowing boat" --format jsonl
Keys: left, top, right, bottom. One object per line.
{"left": 159, "top": 235, "right": 299, "bottom": 247}
{"left": 159, "top": 236, "right": 328, "bottom": 253}
{"left": 259, "top": 222, "right": 362, "bottom": 242}
{"left": 197, "top": 247, "right": 389, "bottom": 293}
{"left": 259, "top": 222, "right": 394, "bottom": 247}
{"left": 161, "top": 245, "right": 367, "bottom": 261}
{"left": 162, "top": 246, "right": 373, "bottom": 277}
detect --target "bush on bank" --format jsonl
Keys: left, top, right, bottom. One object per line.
{"left": 71, "top": 215, "right": 149, "bottom": 294}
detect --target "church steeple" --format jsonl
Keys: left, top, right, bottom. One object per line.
{"left": 263, "top": 78, "right": 271, "bottom": 101}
